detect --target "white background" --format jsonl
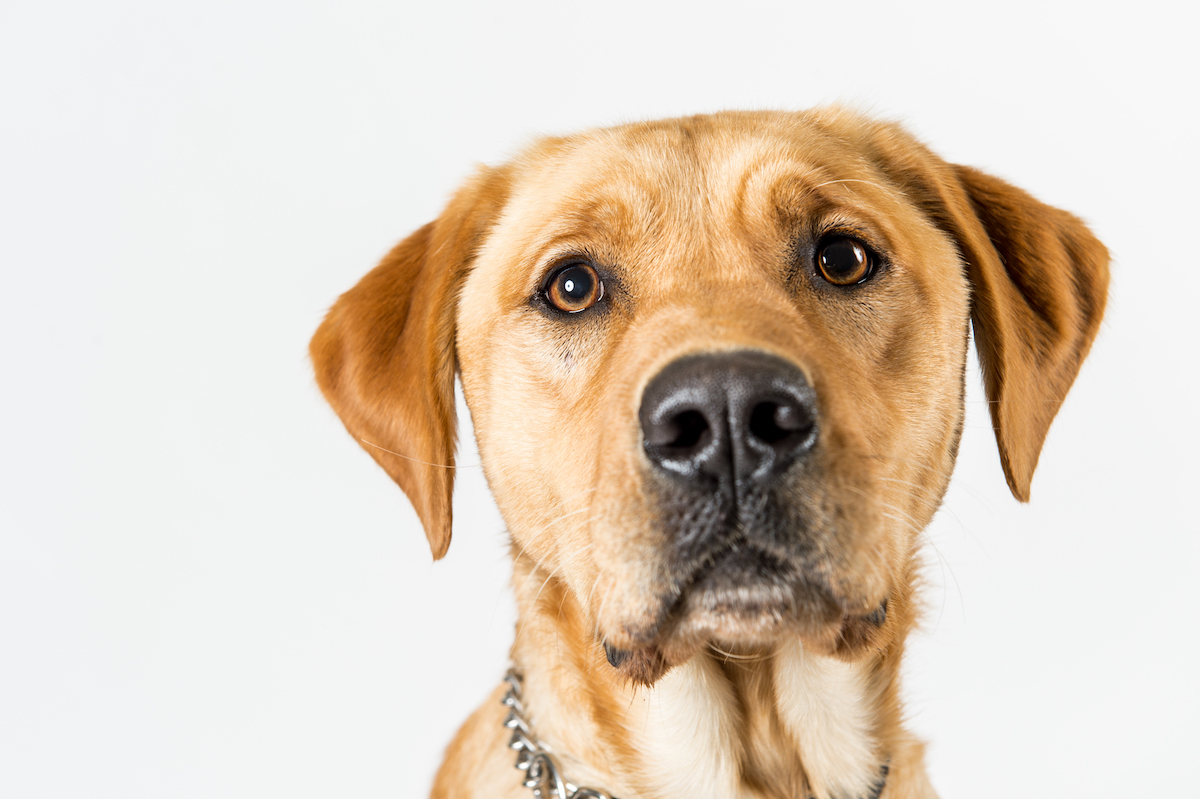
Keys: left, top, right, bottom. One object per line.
{"left": 2, "top": 1, "right": 1196, "bottom": 797}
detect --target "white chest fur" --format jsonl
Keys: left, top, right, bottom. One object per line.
{"left": 621, "top": 642, "right": 878, "bottom": 799}
{"left": 773, "top": 640, "right": 880, "bottom": 799}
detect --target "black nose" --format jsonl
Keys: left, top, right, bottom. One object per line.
{"left": 639, "top": 351, "right": 818, "bottom": 489}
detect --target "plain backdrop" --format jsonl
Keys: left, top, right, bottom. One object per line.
{"left": 2, "top": 1, "right": 1197, "bottom": 797}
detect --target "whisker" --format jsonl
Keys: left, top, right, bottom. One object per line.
{"left": 513, "top": 563, "right": 561, "bottom": 645}
{"left": 512, "top": 507, "right": 613, "bottom": 647}
{"left": 594, "top": 582, "right": 616, "bottom": 643}
{"left": 842, "top": 483, "right": 925, "bottom": 531}
{"left": 872, "top": 474, "right": 972, "bottom": 531}
{"left": 358, "top": 438, "right": 480, "bottom": 469}
{"left": 810, "top": 178, "right": 890, "bottom": 193}
{"left": 584, "top": 570, "right": 600, "bottom": 615}
{"left": 838, "top": 479, "right": 966, "bottom": 631}
{"left": 874, "top": 502, "right": 965, "bottom": 631}
{"left": 515, "top": 546, "right": 558, "bottom": 597}
{"left": 708, "top": 643, "right": 769, "bottom": 664}
{"left": 512, "top": 500, "right": 605, "bottom": 595}
{"left": 863, "top": 452, "right": 997, "bottom": 514}
{"left": 920, "top": 529, "right": 964, "bottom": 632}
{"left": 874, "top": 476, "right": 945, "bottom": 512}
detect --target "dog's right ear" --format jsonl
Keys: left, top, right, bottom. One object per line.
{"left": 310, "top": 166, "right": 510, "bottom": 559}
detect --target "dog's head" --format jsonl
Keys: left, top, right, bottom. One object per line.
{"left": 312, "top": 109, "right": 1107, "bottom": 684}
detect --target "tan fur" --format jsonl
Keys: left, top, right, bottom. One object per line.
{"left": 311, "top": 109, "right": 1109, "bottom": 798}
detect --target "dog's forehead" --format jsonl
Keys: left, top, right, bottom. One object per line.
{"left": 512, "top": 113, "right": 887, "bottom": 221}
{"left": 474, "top": 113, "right": 912, "bottom": 298}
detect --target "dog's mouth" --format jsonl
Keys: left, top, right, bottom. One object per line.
{"left": 603, "top": 541, "right": 889, "bottom": 685}
{"left": 667, "top": 543, "right": 844, "bottom": 639}
{"left": 675, "top": 545, "right": 804, "bottom": 617}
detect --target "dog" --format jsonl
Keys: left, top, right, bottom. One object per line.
{"left": 310, "top": 108, "right": 1108, "bottom": 799}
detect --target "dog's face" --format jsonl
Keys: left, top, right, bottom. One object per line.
{"left": 456, "top": 114, "right": 971, "bottom": 671}
{"left": 312, "top": 109, "right": 1107, "bottom": 684}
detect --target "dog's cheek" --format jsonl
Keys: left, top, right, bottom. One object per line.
{"left": 459, "top": 354, "right": 602, "bottom": 613}
{"left": 815, "top": 257, "right": 967, "bottom": 550}
{"left": 587, "top": 511, "right": 674, "bottom": 645}
{"left": 781, "top": 372, "right": 897, "bottom": 599}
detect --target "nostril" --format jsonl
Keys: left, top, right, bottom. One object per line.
{"left": 645, "top": 409, "right": 710, "bottom": 449}
{"left": 668, "top": 410, "right": 709, "bottom": 449}
{"left": 749, "top": 401, "right": 813, "bottom": 444}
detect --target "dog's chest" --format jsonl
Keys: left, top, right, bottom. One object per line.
{"left": 622, "top": 645, "right": 879, "bottom": 799}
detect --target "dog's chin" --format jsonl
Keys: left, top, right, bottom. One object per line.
{"left": 606, "top": 548, "right": 890, "bottom": 686}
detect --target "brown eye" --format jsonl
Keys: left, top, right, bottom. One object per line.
{"left": 816, "top": 236, "right": 874, "bottom": 285}
{"left": 545, "top": 263, "right": 602, "bottom": 313}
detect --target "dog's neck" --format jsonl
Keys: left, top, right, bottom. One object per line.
{"left": 508, "top": 554, "right": 912, "bottom": 799}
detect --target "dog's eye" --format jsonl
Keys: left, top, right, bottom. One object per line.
{"left": 816, "top": 236, "right": 875, "bottom": 286}
{"left": 545, "top": 263, "right": 603, "bottom": 313}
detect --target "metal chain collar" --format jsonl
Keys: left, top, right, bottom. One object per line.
{"left": 502, "top": 669, "right": 618, "bottom": 799}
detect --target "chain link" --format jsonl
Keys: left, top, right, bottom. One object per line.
{"left": 502, "top": 669, "right": 619, "bottom": 799}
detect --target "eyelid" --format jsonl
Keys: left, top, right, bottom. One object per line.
{"left": 813, "top": 218, "right": 890, "bottom": 257}
{"left": 540, "top": 257, "right": 593, "bottom": 290}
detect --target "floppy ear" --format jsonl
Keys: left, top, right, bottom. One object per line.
{"left": 947, "top": 165, "right": 1109, "bottom": 500}
{"left": 310, "top": 166, "right": 510, "bottom": 558}
{"left": 851, "top": 119, "right": 1110, "bottom": 500}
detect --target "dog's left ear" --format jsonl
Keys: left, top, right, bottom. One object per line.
{"left": 310, "top": 166, "right": 510, "bottom": 558}
{"left": 854, "top": 119, "right": 1110, "bottom": 500}
{"left": 946, "top": 165, "right": 1109, "bottom": 500}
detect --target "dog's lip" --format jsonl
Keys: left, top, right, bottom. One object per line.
{"left": 621, "top": 544, "right": 829, "bottom": 642}
{"left": 612, "top": 540, "right": 889, "bottom": 655}
{"left": 675, "top": 543, "right": 796, "bottom": 602}
{"left": 606, "top": 551, "right": 890, "bottom": 675}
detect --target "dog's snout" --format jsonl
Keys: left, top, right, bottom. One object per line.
{"left": 639, "top": 351, "right": 817, "bottom": 488}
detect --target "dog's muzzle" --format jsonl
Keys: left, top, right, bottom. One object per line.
{"left": 637, "top": 350, "right": 830, "bottom": 626}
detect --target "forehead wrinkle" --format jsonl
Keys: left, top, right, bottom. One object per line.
{"left": 525, "top": 177, "right": 669, "bottom": 279}
{"left": 563, "top": 177, "right": 664, "bottom": 243}
{"left": 602, "top": 126, "right": 729, "bottom": 284}
{"left": 491, "top": 146, "right": 667, "bottom": 282}
{"left": 729, "top": 155, "right": 825, "bottom": 235}
{"left": 546, "top": 138, "right": 713, "bottom": 276}
{"left": 731, "top": 152, "right": 921, "bottom": 261}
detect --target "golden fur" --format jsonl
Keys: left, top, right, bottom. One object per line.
{"left": 311, "top": 108, "right": 1108, "bottom": 798}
